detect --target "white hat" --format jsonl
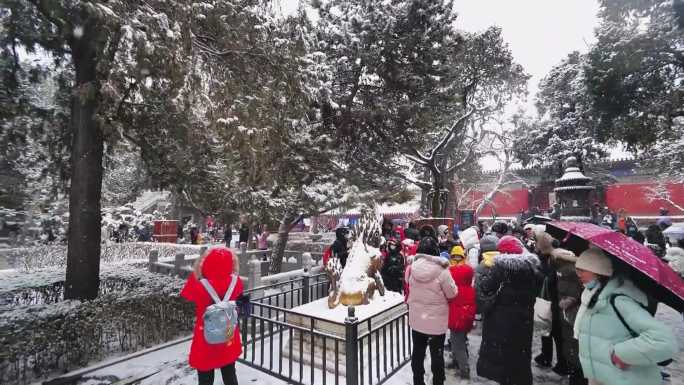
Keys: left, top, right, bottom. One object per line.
{"left": 576, "top": 247, "right": 613, "bottom": 277}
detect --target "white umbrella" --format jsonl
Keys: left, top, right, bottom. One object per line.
{"left": 663, "top": 223, "right": 684, "bottom": 241}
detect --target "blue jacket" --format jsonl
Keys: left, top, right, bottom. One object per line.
{"left": 576, "top": 277, "right": 678, "bottom": 385}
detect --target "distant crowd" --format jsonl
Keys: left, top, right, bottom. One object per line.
{"left": 324, "top": 217, "right": 680, "bottom": 385}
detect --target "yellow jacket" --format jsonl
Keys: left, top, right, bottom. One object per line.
{"left": 481, "top": 251, "right": 500, "bottom": 267}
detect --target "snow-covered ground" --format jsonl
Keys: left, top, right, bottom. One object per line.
{"left": 38, "top": 305, "right": 683, "bottom": 385}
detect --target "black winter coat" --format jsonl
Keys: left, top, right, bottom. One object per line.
{"left": 404, "top": 227, "right": 420, "bottom": 241}
{"left": 475, "top": 253, "right": 542, "bottom": 385}
{"left": 381, "top": 250, "right": 404, "bottom": 292}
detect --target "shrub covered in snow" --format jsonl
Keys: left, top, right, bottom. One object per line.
{"left": 4, "top": 242, "right": 204, "bottom": 271}
{"left": 0, "top": 264, "right": 193, "bottom": 384}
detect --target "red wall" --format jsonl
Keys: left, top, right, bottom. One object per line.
{"left": 605, "top": 183, "right": 684, "bottom": 216}
{"left": 463, "top": 188, "right": 529, "bottom": 217}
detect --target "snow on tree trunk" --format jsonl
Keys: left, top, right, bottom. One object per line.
{"left": 64, "top": 40, "right": 104, "bottom": 301}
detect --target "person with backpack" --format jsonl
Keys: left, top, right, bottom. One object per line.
{"left": 446, "top": 245, "right": 476, "bottom": 379}
{"left": 573, "top": 247, "right": 678, "bottom": 385}
{"left": 181, "top": 247, "right": 249, "bottom": 385}
{"left": 381, "top": 238, "right": 405, "bottom": 293}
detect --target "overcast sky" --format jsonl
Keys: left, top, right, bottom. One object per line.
{"left": 454, "top": 0, "right": 600, "bottom": 113}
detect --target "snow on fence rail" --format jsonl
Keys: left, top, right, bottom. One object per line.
{"left": 147, "top": 244, "right": 325, "bottom": 291}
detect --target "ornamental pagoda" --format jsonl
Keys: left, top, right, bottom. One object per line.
{"left": 554, "top": 156, "right": 595, "bottom": 222}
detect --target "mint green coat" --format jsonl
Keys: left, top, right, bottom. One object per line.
{"left": 576, "top": 277, "right": 678, "bottom": 385}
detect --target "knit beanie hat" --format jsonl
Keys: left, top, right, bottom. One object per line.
{"left": 480, "top": 234, "right": 499, "bottom": 253}
{"left": 497, "top": 235, "right": 523, "bottom": 254}
{"left": 576, "top": 247, "right": 613, "bottom": 277}
{"left": 450, "top": 245, "right": 465, "bottom": 258}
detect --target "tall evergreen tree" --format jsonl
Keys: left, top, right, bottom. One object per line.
{"left": 585, "top": 0, "right": 683, "bottom": 148}
{"left": 513, "top": 52, "right": 606, "bottom": 172}
{"left": 1, "top": 1, "right": 207, "bottom": 299}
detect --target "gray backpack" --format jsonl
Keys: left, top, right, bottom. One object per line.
{"left": 200, "top": 275, "right": 239, "bottom": 344}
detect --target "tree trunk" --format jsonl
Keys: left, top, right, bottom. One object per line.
{"left": 431, "top": 170, "right": 444, "bottom": 218}
{"left": 269, "top": 212, "right": 297, "bottom": 274}
{"left": 64, "top": 40, "right": 104, "bottom": 300}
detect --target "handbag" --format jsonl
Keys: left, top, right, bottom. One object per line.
{"left": 534, "top": 297, "right": 553, "bottom": 336}
{"left": 610, "top": 294, "right": 673, "bottom": 367}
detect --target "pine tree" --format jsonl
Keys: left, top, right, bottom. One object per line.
{"left": 585, "top": 0, "right": 683, "bottom": 148}
{"left": 1, "top": 1, "right": 201, "bottom": 299}
{"left": 513, "top": 52, "right": 606, "bottom": 171}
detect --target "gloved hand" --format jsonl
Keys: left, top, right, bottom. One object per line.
{"left": 236, "top": 293, "right": 252, "bottom": 317}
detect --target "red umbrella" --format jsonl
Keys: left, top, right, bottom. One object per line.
{"left": 545, "top": 221, "right": 684, "bottom": 312}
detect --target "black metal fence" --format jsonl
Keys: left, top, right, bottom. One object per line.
{"left": 238, "top": 273, "right": 412, "bottom": 385}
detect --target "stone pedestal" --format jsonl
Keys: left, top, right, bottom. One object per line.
{"left": 283, "top": 291, "right": 406, "bottom": 375}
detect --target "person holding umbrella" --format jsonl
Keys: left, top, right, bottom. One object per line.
{"left": 573, "top": 247, "right": 678, "bottom": 385}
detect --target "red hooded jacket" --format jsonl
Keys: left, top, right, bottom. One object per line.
{"left": 447, "top": 263, "right": 476, "bottom": 332}
{"left": 181, "top": 248, "right": 243, "bottom": 371}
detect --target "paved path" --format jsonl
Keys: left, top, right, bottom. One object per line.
{"left": 37, "top": 305, "right": 683, "bottom": 385}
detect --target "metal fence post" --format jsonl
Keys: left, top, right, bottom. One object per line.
{"left": 301, "top": 273, "right": 310, "bottom": 304}
{"left": 148, "top": 250, "right": 159, "bottom": 272}
{"left": 345, "top": 306, "right": 359, "bottom": 385}
{"left": 174, "top": 253, "right": 184, "bottom": 274}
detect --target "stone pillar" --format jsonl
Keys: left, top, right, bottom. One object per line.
{"left": 240, "top": 242, "right": 247, "bottom": 261}
{"left": 174, "top": 253, "right": 185, "bottom": 274}
{"left": 148, "top": 250, "right": 159, "bottom": 273}
{"left": 302, "top": 252, "right": 313, "bottom": 272}
{"left": 248, "top": 252, "right": 262, "bottom": 291}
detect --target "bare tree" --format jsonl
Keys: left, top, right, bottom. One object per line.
{"left": 644, "top": 182, "right": 684, "bottom": 213}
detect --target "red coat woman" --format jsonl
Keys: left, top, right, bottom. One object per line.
{"left": 181, "top": 247, "right": 243, "bottom": 374}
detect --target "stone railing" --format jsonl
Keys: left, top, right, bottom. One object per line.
{"left": 148, "top": 243, "right": 324, "bottom": 290}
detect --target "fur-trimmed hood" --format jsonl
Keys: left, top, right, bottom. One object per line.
{"left": 534, "top": 229, "right": 556, "bottom": 256}
{"left": 193, "top": 247, "right": 240, "bottom": 279}
{"left": 411, "top": 253, "right": 450, "bottom": 283}
{"left": 492, "top": 252, "right": 540, "bottom": 271}
{"left": 551, "top": 248, "right": 578, "bottom": 263}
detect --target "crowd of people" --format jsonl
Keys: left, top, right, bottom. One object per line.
{"left": 178, "top": 215, "right": 680, "bottom": 385}
{"left": 361, "top": 218, "right": 678, "bottom": 385}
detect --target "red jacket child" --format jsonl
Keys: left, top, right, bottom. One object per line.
{"left": 447, "top": 257, "right": 476, "bottom": 332}
{"left": 181, "top": 247, "right": 243, "bottom": 371}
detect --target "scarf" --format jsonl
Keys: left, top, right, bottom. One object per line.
{"left": 573, "top": 284, "right": 601, "bottom": 339}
